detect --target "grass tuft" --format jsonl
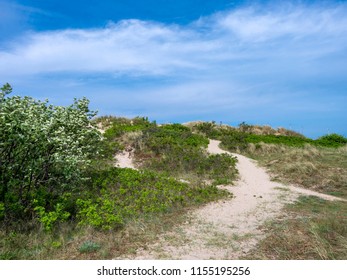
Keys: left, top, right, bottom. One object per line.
{"left": 79, "top": 241, "right": 101, "bottom": 253}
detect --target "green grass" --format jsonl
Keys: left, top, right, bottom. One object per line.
{"left": 245, "top": 133, "right": 347, "bottom": 148}
{"left": 246, "top": 196, "right": 347, "bottom": 260}
{"left": 0, "top": 208, "right": 197, "bottom": 259}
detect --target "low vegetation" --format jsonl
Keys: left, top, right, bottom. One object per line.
{"left": 247, "top": 196, "right": 347, "bottom": 260}
{"left": 0, "top": 85, "right": 235, "bottom": 259}
{"left": 77, "top": 168, "right": 228, "bottom": 231}
{"left": 194, "top": 121, "right": 347, "bottom": 260}
{"left": 243, "top": 143, "right": 347, "bottom": 199}
{"left": 193, "top": 121, "right": 347, "bottom": 150}
{"left": 193, "top": 121, "right": 347, "bottom": 199}
{"left": 96, "top": 117, "right": 238, "bottom": 186}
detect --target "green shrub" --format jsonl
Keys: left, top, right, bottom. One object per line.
{"left": 76, "top": 198, "right": 124, "bottom": 230}
{"left": 193, "top": 121, "right": 222, "bottom": 138}
{"left": 103, "top": 116, "right": 155, "bottom": 139}
{"left": 315, "top": 134, "right": 347, "bottom": 148}
{"left": 221, "top": 132, "right": 347, "bottom": 151}
{"left": 76, "top": 168, "right": 227, "bottom": 230}
{"left": 0, "top": 203, "right": 4, "bottom": 220}
{"left": 34, "top": 202, "right": 71, "bottom": 231}
{"left": 0, "top": 84, "right": 101, "bottom": 226}
{"left": 220, "top": 131, "right": 249, "bottom": 151}
{"left": 132, "top": 125, "right": 236, "bottom": 183}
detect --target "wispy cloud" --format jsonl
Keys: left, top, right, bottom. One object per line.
{"left": 215, "top": 3, "right": 347, "bottom": 40}
{"left": 1, "top": 2, "right": 347, "bottom": 137}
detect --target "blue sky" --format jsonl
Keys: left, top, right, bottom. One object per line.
{"left": 1, "top": 0, "right": 347, "bottom": 138}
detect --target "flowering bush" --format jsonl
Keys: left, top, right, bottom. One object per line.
{"left": 0, "top": 84, "right": 101, "bottom": 226}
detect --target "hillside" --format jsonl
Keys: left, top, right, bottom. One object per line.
{"left": 1, "top": 91, "right": 346, "bottom": 259}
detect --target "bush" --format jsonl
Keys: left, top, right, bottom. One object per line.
{"left": 131, "top": 124, "right": 237, "bottom": 184}
{"left": 315, "top": 134, "right": 347, "bottom": 148}
{"left": 221, "top": 132, "right": 347, "bottom": 151}
{"left": 193, "top": 121, "right": 222, "bottom": 138}
{"left": 34, "top": 202, "right": 71, "bottom": 231}
{"left": 220, "top": 131, "right": 249, "bottom": 152}
{"left": 103, "top": 116, "right": 155, "bottom": 139}
{"left": 0, "top": 84, "right": 101, "bottom": 226}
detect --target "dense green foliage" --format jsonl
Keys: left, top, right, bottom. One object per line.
{"left": 246, "top": 134, "right": 347, "bottom": 148}
{"left": 77, "top": 168, "right": 227, "bottom": 230}
{"left": 0, "top": 84, "right": 101, "bottom": 226}
{"left": 193, "top": 121, "right": 223, "bottom": 139}
{"left": 315, "top": 133, "right": 347, "bottom": 148}
{"left": 102, "top": 116, "right": 155, "bottom": 139}
{"left": 136, "top": 124, "right": 209, "bottom": 155}
{"left": 133, "top": 124, "right": 237, "bottom": 184}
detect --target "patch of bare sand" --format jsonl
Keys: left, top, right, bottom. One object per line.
{"left": 114, "top": 151, "right": 137, "bottom": 170}
{"left": 115, "top": 140, "right": 344, "bottom": 260}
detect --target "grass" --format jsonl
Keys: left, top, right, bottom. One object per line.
{"left": 0, "top": 209, "right": 193, "bottom": 259}
{"left": 246, "top": 196, "right": 347, "bottom": 260}
{"left": 213, "top": 126, "right": 347, "bottom": 260}
{"left": 192, "top": 121, "right": 347, "bottom": 149}
{"left": 242, "top": 143, "right": 347, "bottom": 199}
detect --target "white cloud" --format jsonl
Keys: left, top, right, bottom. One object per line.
{"left": 2, "top": 3, "right": 347, "bottom": 79}
{"left": 214, "top": 3, "right": 347, "bottom": 41}
{"left": 2, "top": 3, "right": 347, "bottom": 77}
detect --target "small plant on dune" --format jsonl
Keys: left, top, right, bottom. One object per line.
{"left": 79, "top": 240, "right": 101, "bottom": 253}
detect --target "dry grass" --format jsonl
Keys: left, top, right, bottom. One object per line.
{"left": 242, "top": 143, "right": 347, "bottom": 260}
{"left": 0, "top": 210, "right": 191, "bottom": 259}
{"left": 244, "top": 143, "right": 347, "bottom": 199}
{"left": 246, "top": 196, "right": 347, "bottom": 260}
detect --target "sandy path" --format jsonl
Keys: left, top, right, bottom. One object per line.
{"left": 116, "top": 140, "right": 344, "bottom": 259}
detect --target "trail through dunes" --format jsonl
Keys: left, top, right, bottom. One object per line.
{"left": 116, "top": 140, "right": 345, "bottom": 259}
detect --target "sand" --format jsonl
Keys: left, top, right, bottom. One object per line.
{"left": 114, "top": 151, "right": 137, "bottom": 169}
